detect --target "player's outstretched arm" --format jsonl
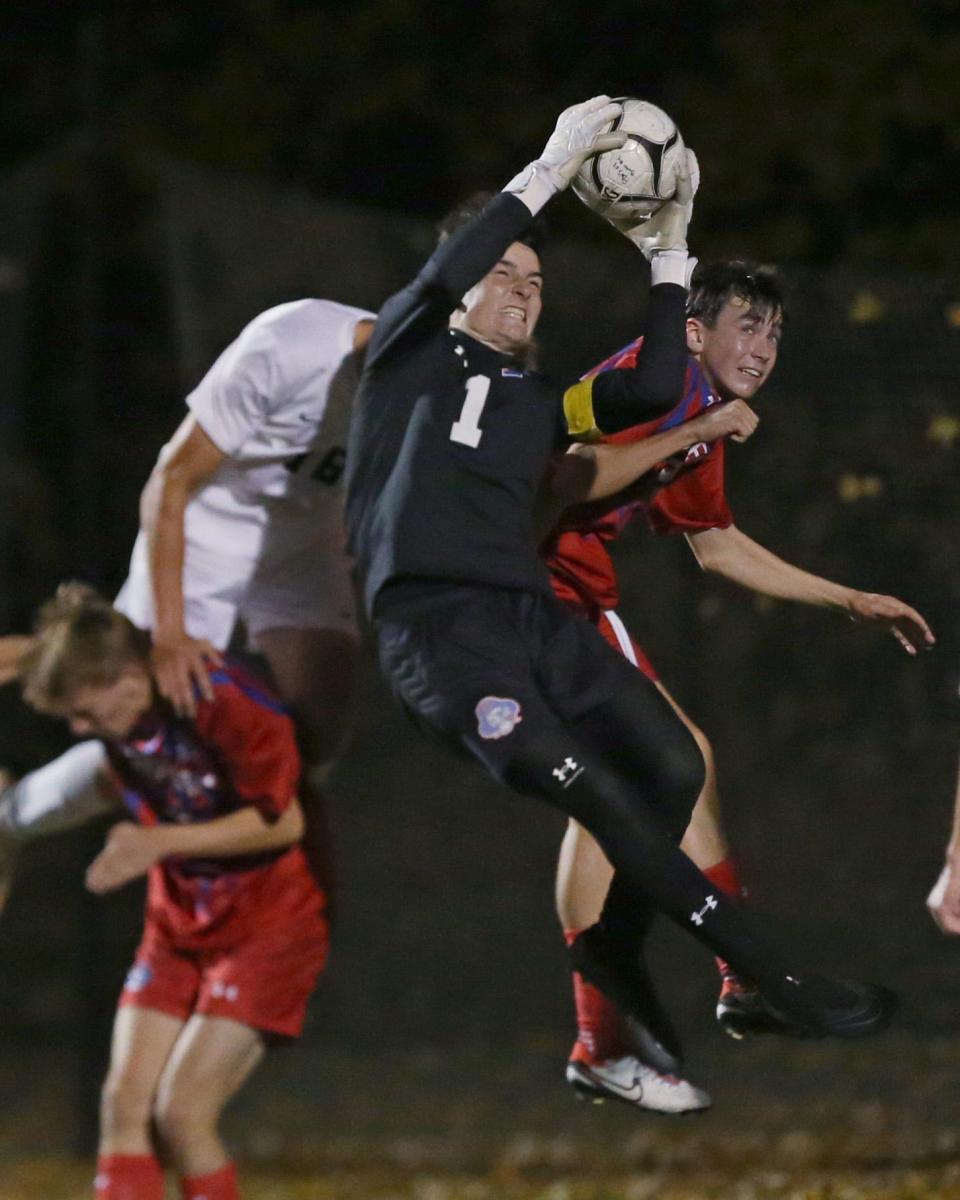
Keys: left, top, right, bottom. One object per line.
{"left": 84, "top": 799, "right": 305, "bottom": 895}
{"left": 845, "top": 591, "right": 935, "bottom": 655}
{"left": 0, "top": 745, "right": 119, "bottom": 842}
{"left": 687, "top": 524, "right": 935, "bottom": 654}
{"left": 367, "top": 98, "right": 625, "bottom": 372}
{"left": 0, "top": 636, "right": 35, "bottom": 686}
{"left": 141, "top": 414, "right": 225, "bottom": 716}
{"left": 564, "top": 152, "right": 701, "bottom": 439}
{"left": 503, "top": 96, "right": 627, "bottom": 216}
{"left": 553, "top": 400, "right": 759, "bottom": 507}
{"left": 928, "top": 756, "right": 960, "bottom": 934}
{"left": 0, "top": 746, "right": 122, "bottom": 916}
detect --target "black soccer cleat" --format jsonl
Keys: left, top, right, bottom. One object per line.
{"left": 715, "top": 977, "right": 807, "bottom": 1040}
{"left": 757, "top": 973, "right": 898, "bottom": 1040}
{"left": 568, "top": 924, "right": 683, "bottom": 1075}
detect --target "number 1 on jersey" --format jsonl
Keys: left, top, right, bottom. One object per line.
{"left": 450, "top": 375, "right": 490, "bottom": 448}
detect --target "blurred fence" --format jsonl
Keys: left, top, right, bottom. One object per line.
{"left": 0, "top": 147, "right": 958, "bottom": 1150}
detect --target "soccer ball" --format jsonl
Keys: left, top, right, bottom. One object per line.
{"left": 572, "top": 98, "right": 685, "bottom": 223}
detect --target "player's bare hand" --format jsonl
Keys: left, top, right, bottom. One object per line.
{"left": 847, "top": 591, "right": 935, "bottom": 655}
{"left": 927, "top": 862, "right": 960, "bottom": 934}
{"left": 688, "top": 399, "right": 759, "bottom": 445}
{"left": 85, "top": 822, "right": 165, "bottom": 894}
{"left": 151, "top": 633, "right": 223, "bottom": 717}
{"left": 0, "top": 635, "right": 35, "bottom": 686}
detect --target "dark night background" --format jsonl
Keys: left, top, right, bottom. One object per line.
{"left": 0, "top": 0, "right": 958, "bottom": 1178}
{"left": 3, "top": 2, "right": 960, "bottom": 266}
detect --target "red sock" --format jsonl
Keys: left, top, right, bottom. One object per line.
{"left": 94, "top": 1154, "right": 164, "bottom": 1200}
{"left": 702, "top": 856, "right": 746, "bottom": 903}
{"left": 564, "top": 929, "right": 630, "bottom": 1063}
{"left": 702, "top": 857, "right": 748, "bottom": 985}
{"left": 181, "top": 1161, "right": 239, "bottom": 1200}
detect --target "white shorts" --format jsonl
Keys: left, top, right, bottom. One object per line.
{"left": 115, "top": 508, "right": 358, "bottom": 651}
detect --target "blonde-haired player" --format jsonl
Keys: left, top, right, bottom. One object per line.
{"left": 1, "top": 298, "right": 374, "bottom": 898}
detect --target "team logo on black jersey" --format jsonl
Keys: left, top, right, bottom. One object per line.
{"left": 475, "top": 696, "right": 523, "bottom": 739}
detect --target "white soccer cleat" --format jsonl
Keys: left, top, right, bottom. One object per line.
{"left": 565, "top": 1054, "right": 711, "bottom": 1115}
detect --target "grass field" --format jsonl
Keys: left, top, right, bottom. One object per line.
{"left": 3, "top": 1157, "right": 960, "bottom": 1199}
{"left": 3, "top": 1031, "right": 959, "bottom": 1199}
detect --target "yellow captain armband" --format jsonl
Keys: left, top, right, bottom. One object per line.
{"left": 563, "top": 378, "right": 602, "bottom": 441}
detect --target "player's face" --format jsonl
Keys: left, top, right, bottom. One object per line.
{"left": 60, "top": 665, "right": 153, "bottom": 739}
{"left": 451, "top": 242, "right": 543, "bottom": 355}
{"left": 687, "top": 297, "right": 782, "bottom": 401}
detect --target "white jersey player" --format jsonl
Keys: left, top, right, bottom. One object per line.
{"left": 119, "top": 298, "right": 373, "bottom": 700}
{"left": 1, "top": 298, "right": 375, "bottom": 865}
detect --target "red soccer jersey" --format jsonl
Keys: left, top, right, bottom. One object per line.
{"left": 545, "top": 341, "right": 733, "bottom": 617}
{"left": 103, "top": 661, "right": 318, "bottom": 952}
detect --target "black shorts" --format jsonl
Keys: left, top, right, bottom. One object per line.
{"left": 374, "top": 581, "right": 645, "bottom": 770}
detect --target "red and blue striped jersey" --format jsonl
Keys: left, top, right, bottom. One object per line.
{"left": 103, "top": 660, "right": 305, "bottom": 947}
{"left": 545, "top": 341, "right": 733, "bottom": 615}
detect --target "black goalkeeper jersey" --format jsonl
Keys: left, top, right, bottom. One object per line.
{"left": 345, "top": 192, "right": 687, "bottom": 617}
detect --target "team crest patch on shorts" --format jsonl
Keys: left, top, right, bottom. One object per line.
{"left": 124, "top": 963, "right": 153, "bottom": 993}
{"left": 475, "top": 696, "right": 523, "bottom": 740}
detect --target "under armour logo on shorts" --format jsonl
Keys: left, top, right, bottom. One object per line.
{"left": 475, "top": 696, "right": 523, "bottom": 740}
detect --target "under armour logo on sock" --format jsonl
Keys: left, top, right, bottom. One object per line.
{"left": 552, "top": 756, "right": 583, "bottom": 787}
{"left": 690, "top": 895, "right": 718, "bottom": 926}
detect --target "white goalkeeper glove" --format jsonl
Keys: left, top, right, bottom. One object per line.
{"left": 504, "top": 96, "right": 627, "bottom": 215}
{"left": 605, "top": 148, "right": 700, "bottom": 284}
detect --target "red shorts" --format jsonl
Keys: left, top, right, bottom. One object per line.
{"left": 119, "top": 905, "right": 329, "bottom": 1040}
{"left": 595, "top": 609, "right": 659, "bottom": 683}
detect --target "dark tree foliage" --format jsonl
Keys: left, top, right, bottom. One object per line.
{"left": 0, "top": 0, "right": 958, "bottom": 266}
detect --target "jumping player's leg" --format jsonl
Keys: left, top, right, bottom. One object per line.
{"left": 542, "top": 681, "right": 892, "bottom": 1042}
{"left": 482, "top": 681, "right": 890, "bottom": 1040}
{"left": 148, "top": 859, "right": 326, "bottom": 1194}
{"left": 256, "top": 624, "right": 361, "bottom": 913}
{"left": 559, "top": 660, "right": 798, "bottom": 1048}
{"left": 255, "top": 626, "right": 361, "bottom": 774}
{"left": 244, "top": 532, "right": 362, "bottom": 904}
{"left": 554, "top": 811, "right": 711, "bottom": 1112}
{"left": 96, "top": 1006, "right": 184, "bottom": 1200}
{"left": 557, "top": 686, "right": 731, "bottom": 932}
{"left": 246, "top": 530, "right": 361, "bottom": 775}
{"left": 379, "top": 590, "right": 895, "bottom": 1043}
{"left": 556, "top": 612, "right": 733, "bottom": 932}
{"left": 555, "top": 609, "right": 753, "bottom": 1063}
{"left": 556, "top": 685, "right": 740, "bottom": 1056}
{"left": 153, "top": 1014, "right": 264, "bottom": 1194}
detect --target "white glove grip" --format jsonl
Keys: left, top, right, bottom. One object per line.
{"left": 502, "top": 160, "right": 565, "bottom": 216}
{"left": 650, "top": 250, "right": 697, "bottom": 289}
